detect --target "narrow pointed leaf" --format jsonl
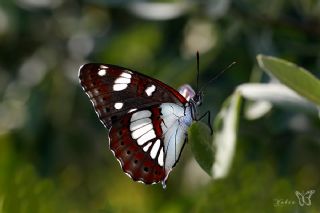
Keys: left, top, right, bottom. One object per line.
{"left": 237, "top": 83, "right": 318, "bottom": 118}
{"left": 211, "top": 91, "right": 242, "bottom": 179}
{"left": 257, "top": 55, "right": 320, "bottom": 106}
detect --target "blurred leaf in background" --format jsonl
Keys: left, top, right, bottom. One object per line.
{"left": 0, "top": 0, "right": 320, "bottom": 212}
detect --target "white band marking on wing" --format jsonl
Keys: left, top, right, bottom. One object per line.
{"left": 158, "top": 148, "right": 164, "bottom": 166}
{"left": 137, "top": 130, "right": 156, "bottom": 145}
{"left": 131, "top": 110, "right": 152, "bottom": 121}
{"left": 150, "top": 139, "right": 161, "bottom": 159}
{"left": 143, "top": 142, "right": 153, "bottom": 152}
{"left": 132, "top": 123, "right": 153, "bottom": 139}
{"left": 130, "top": 118, "right": 152, "bottom": 131}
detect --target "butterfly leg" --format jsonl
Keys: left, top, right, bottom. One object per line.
{"left": 197, "top": 111, "right": 213, "bottom": 135}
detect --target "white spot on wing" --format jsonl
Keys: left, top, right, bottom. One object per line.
{"left": 131, "top": 110, "right": 152, "bottom": 121}
{"left": 113, "top": 84, "right": 128, "bottom": 91}
{"left": 130, "top": 118, "right": 151, "bottom": 131}
{"left": 93, "top": 89, "right": 99, "bottom": 95}
{"left": 137, "top": 130, "right": 156, "bottom": 145}
{"left": 128, "top": 108, "right": 137, "bottom": 113}
{"left": 145, "top": 85, "right": 156, "bottom": 96}
{"left": 100, "top": 65, "right": 108, "bottom": 69}
{"left": 113, "top": 72, "right": 131, "bottom": 91}
{"left": 125, "top": 69, "right": 133, "bottom": 74}
{"left": 150, "top": 139, "right": 161, "bottom": 159}
{"left": 120, "top": 72, "right": 132, "bottom": 78}
{"left": 114, "top": 102, "right": 123, "bottom": 110}
{"left": 115, "top": 77, "right": 130, "bottom": 84}
{"left": 98, "top": 69, "right": 106, "bottom": 76}
{"left": 132, "top": 123, "right": 153, "bottom": 139}
{"left": 158, "top": 148, "right": 164, "bottom": 166}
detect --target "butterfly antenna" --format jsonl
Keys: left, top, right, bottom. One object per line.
{"left": 199, "top": 61, "right": 237, "bottom": 92}
{"left": 196, "top": 51, "right": 200, "bottom": 93}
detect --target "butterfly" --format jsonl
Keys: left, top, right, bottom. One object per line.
{"left": 78, "top": 53, "right": 212, "bottom": 188}
{"left": 295, "top": 190, "right": 316, "bottom": 206}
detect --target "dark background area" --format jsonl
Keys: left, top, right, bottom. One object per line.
{"left": 0, "top": 0, "right": 319, "bottom": 212}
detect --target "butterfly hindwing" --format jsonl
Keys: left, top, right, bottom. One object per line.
{"left": 108, "top": 104, "right": 189, "bottom": 185}
{"left": 109, "top": 105, "right": 166, "bottom": 184}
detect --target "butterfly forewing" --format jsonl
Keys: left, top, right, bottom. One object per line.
{"left": 79, "top": 63, "right": 191, "bottom": 186}
{"left": 79, "top": 64, "right": 187, "bottom": 127}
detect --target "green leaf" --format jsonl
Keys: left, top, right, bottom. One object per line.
{"left": 189, "top": 92, "right": 242, "bottom": 178}
{"left": 257, "top": 55, "right": 320, "bottom": 106}
{"left": 188, "top": 91, "right": 241, "bottom": 178}
{"left": 212, "top": 91, "right": 242, "bottom": 179}
{"left": 188, "top": 122, "right": 214, "bottom": 176}
{"left": 237, "top": 83, "right": 319, "bottom": 119}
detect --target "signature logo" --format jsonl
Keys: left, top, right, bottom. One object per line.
{"left": 295, "top": 190, "right": 316, "bottom": 207}
{"left": 273, "top": 190, "right": 316, "bottom": 207}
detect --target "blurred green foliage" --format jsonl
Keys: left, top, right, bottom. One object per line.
{"left": 0, "top": 0, "right": 320, "bottom": 212}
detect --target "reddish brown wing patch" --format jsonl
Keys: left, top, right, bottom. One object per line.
{"left": 109, "top": 107, "right": 165, "bottom": 184}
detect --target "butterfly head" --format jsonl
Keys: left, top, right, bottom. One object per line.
{"left": 193, "top": 91, "right": 203, "bottom": 106}
{"left": 178, "top": 84, "right": 201, "bottom": 105}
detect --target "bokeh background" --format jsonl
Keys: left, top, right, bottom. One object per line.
{"left": 0, "top": 0, "right": 320, "bottom": 212}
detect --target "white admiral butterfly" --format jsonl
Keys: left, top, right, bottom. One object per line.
{"left": 79, "top": 53, "right": 211, "bottom": 188}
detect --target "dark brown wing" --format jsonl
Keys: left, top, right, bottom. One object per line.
{"left": 78, "top": 63, "right": 187, "bottom": 128}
